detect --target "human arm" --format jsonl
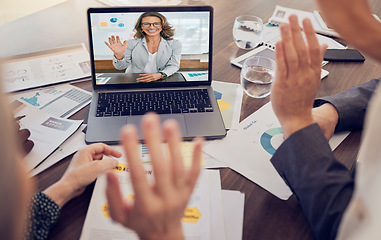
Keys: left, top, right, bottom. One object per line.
{"left": 316, "top": 0, "right": 381, "bottom": 61}
{"left": 159, "top": 39, "right": 182, "bottom": 77}
{"left": 106, "top": 113, "right": 203, "bottom": 240}
{"left": 112, "top": 38, "right": 138, "bottom": 71}
{"left": 270, "top": 15, "right": 354, "bottom": 240}
{"left": 24, "top": 144, "right": 121, "bottom": 239}
{"left": 136, "top": 40, "right": 182, "bottom": 82}
{"left": 105, "top": 35, "right": 127, "bottom": 60}
{"left": 136, "top": 72, "right": 163, "bottom": 82}
{"left": 43, "top": 143, "right": 121, "bottom": 208}
{"left": 314, "top": 78, "right": 380, "bottom": 137}
{"left": 271, "top": 124, "right": 354, "bottom": 240}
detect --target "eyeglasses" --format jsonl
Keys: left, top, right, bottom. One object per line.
{"left": 142, "top": 22, "right": 162, "bottom": 27}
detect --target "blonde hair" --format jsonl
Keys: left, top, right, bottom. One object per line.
{"left": 134, "top": 12, "right": 175, "bottom": 40}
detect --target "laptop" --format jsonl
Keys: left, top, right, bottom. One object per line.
{"left": 85, "top": 6, "right": 226, "bottom": 144}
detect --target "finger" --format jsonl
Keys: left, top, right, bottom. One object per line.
{"left": 141, "top": 113, "right": 170, "bottom": 194}
{"left": 289, "top": 15, "right": 309, "bottom": 68}
{"left": 274, "top": 41, "right": 288, "bottom": 82}
{"left": 186, "top": 137, "right": 203, "bottom": 191}
{"left": 123, "top": 40, "right": 127, "bottom": 46}
{"left": 14, "top": 121, "right": 21, "bottom": 131}
{"left": 280, "top": 24, "right": 298, "bottom": 74}
{"left": 93, "top": 153, "right": 104, "bottom": 160}
{"left": 23, "top": 140, "right": 34, "bottom": 155}
{"left": 320, "top": 44, "right": 328, "bottom": 59}
{"left": 106, "top": 172, "right": 129, "bottom": 224}
{"left": 121, "top": 125, "right": 151, "bottom": 198}
{"left": 105, "top": 41, "right": 111, "bottom": 48}
{"left": 86, "top": 143, "right": 123, "bottom": 158}
{"left": 137, "top": 76, "right": 150, "bottom": 81}
{"left": 18, "top": 129, "right": 31, "bottom": 142}
{"left": 90, "top": 156, "right": 119, "bottom": 175}
{"left": 111, "top": 35, "right": 116, "bottom": 44}
{"left": 302, "top": 19, "right": 323, "bottom": 67}
{"left": 116, "top": 35, "right": 121, "bottom": 43}
{"left": 163, "top": 119, "right": 184, "bottom": 184}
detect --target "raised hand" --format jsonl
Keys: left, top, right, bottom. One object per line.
{"left": 271, "top": 15, "right": 328, "bottom": 138}
{"left": 106, "top": 113, "right": 203, "bottom": 240}
{"left": 105, "top": 35, "right": 128, "bottom": 60}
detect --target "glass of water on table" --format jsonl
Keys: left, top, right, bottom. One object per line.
{"left": 241, "top": 56, "right": 275, "bottom": 98}
{"left": 233, "top": 15, "right": 263, "bottom": 50}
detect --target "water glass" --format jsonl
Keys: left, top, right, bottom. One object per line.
{"left": 233, "top": 15, "right": 263, "bottom": 50}
{"left": 241, "top": 56, "right": 275, "bottom": 98}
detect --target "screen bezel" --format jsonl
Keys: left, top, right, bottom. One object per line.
{"left": 87, "top": 6, "right": 214, "bottom": 90}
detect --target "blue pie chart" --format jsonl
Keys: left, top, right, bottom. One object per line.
{"left": 110, "top": 18, "right": 118, "bottom": 23}
{"left": 260, "top": 127, "right": 283, "bottom": 155}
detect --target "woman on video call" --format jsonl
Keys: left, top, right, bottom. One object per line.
{"left": 105, "top": 12, "right": 182, "bottom": 83}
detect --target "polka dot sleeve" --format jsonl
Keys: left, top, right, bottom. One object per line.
{"left": 24, "top": 191, "right": 61, "bottom": 240}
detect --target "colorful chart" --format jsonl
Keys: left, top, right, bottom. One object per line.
{"left": 260, "top": 127, "right": 283, "bottom": 155}
{"left": 110, "top": 18, "right": 118, "bottom": 23}
{"left": 214, "top": 90, "right": 230, "bottom": 111}
{"left": 21, "top": 93, "right": 41, "bottom": 107}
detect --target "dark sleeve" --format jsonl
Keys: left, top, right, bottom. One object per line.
{"left": 271, "top": 124, "right": 354, "bottom": 240}
{"left": 314, "top": 78, "right": 380, "bottom": 132}
{"left": 24, "top": 191, "right": 61, "bottom": 240}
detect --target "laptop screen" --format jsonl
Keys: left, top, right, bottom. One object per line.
{"left": 87, "top": 6, "right": 213, "bottom": 89}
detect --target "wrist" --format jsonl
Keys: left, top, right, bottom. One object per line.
{"left": 114, "top": 54, "right": 124, "bottom": 60}
{"left": 159, "top": 72, "right": 167, "bottom": 79}
{"left": 43, "top": 179, "right": 76, "bottom": 208}
{"left": 280, "top": 116, "right": 315, "bottom": 139}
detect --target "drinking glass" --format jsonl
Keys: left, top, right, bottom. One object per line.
{"left": 233, "top": 15, "right": 263, "bottom": 50}
{"left": 241, "top": 56, "right": 275, "bottom": 98}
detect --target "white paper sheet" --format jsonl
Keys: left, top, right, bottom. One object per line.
{"left": 15, "top": 102, "right": 83, "bottom": 172}
{"left": 9, "top": 83, "right": 92, "bottom": 118}
{"left": 204, "top": 102, "right": 350, "bottom": 200}
{"left": 209, "top": 170, "right": 227, "bottom": 240}
{"left": 211, "top": 81, "right": 243, "bottom": 130}
{"left": 3, "top": 43, "right": 91, "bottom": 92}
{"left": 268, "top": 5, "right": 339, "bottom": 37}
{"left": 29, "top": 124, "right": 87, "bottom": 177}
{"left": 221, "top": 190, "right": 245, "bottom": 240}
{"left": 80, "top": 167, "right": 214, "bottom": 240}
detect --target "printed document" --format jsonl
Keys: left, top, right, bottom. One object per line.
{"left": 204, "top": 102, "right": 349, "bottom": 200}
{"left": 3, "top": 43, "right": 90, "bottom": 92}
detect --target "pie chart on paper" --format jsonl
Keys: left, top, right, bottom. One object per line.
{"left": 260, "top": 127, "right": 283, "bottom": 155}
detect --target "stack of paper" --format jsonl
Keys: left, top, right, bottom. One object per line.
{"left": 2, "top": 43, "right": 91, "bottom": 93}
{"left": 9, "top": 83, "right": 92, "bottom": 119}
{"left": 203, "top": 102, "right": 350, "bottom": 200}
{"left": 268, "top": 5, "right": 339, "bottom": 37}
{"left": 14, "top": 101, "right": 83, "bottom": 172}
{"left": 80, "top": 146, "right": 245, "bottom": 240}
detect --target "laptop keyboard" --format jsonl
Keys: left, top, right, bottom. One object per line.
{"left": 96, "top": 89, "right": 214, "bottom": 117}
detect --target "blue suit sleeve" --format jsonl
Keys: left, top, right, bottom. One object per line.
{"left": 271, "top": 124, "right": 354, "bottom": 240}
{"left": 314, "top": 78, "right": 380, "bottom": 132}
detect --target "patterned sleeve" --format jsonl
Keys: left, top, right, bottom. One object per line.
{"left": 24, "top": 191, "right": 61, "bottom": 240}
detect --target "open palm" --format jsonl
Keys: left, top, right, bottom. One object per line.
{"left": 105, "top": 35, "right": 127, "bottom": 60}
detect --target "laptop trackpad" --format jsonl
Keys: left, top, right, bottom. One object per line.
{"left": 127, "top": 115, "right": 188, "bottom": 140}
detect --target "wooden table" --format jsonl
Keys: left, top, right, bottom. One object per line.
{"left": 2, "top": 0, "right": 381, "bottom": 239}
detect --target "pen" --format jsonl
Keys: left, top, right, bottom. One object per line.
{"left": 14, "top": 115, "right": 26, "bottom": 121}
